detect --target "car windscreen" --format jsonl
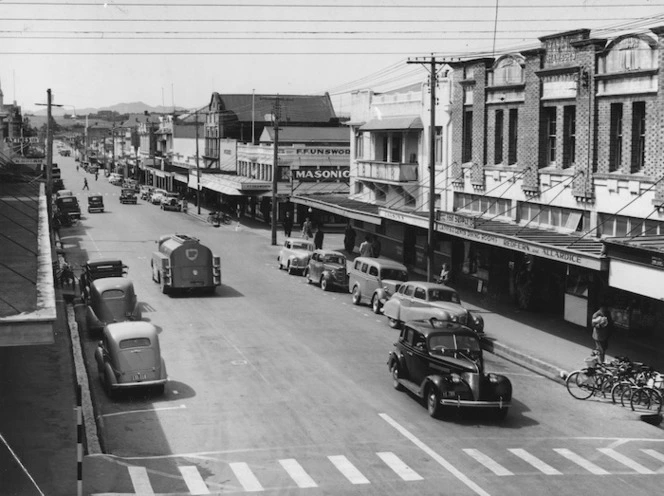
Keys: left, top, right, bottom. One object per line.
{"left": 454, "top": 334, "right": 481, "bottom": 352}
{"left": 119, "top": 337, "right": 151, "bottom": 349}
{"left": 291, "top": 243, "right": 312, "bottom": 251}
{"left": 428, "top": 333, "right": 480, "bottom": 352}
{"left": 324, "top": 255, "right": 344, "bottom": 264}
{"left": 428, "top": 289, "right": 460, "bottom": 303}
{"left": 380, "top": 269, "right": 408, "bottom": 281}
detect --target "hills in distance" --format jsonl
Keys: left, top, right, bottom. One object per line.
{"left": 30, "top": 101, "right": 188, "bottom": 117}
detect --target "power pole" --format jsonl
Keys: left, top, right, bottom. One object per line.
{"left": 195, "top": 110, "right": 201, "bottom": 215}
{"left": 35, "top": 89, "right": 62, "bottom": 228}
{"left": 407, "top": 55, "right": 446, "bottom": 282}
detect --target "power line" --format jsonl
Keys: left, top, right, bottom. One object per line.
{"left": 2, "top": 2, "right": 660, "bottom": 7}
{"left": 0, "top": 17, "right": 654, "bottom": 22}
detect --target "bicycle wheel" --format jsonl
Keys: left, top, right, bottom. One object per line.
{"left": 620, "top": 385, "right": 637, "bottom": 407}
{"left": 630, "top": 387, "right": 663, "bottom": 414}
{"left": 566, "top": 370, "right": 595, "bottom": 400}
{"left": 611, "top": 381, "right": 633, "bottom": 405}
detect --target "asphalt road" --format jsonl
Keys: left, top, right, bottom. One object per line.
{"left": 53, "top": 154, "right": 664, "bottom": 496}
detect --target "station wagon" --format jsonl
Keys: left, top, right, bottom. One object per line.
{"left": 348, "top": 257, "right": 408, "bottom": 313}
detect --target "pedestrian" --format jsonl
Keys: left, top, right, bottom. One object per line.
{"left": 438, "top": 263, "right": 451, "bottom": 284}
{"left": 359, "top": 235, "right": 373, "bottom": 257}
{"left": 76, "top": 164, "right": 79, "bottom": 172}
{"left": 236, "top": 203, "right": 242, "bottom": 231}
{"left": 344, "top": 221, "right": 356, "bottom": 253}
{"left": 82, "top": 178, "right": 89, "bottom": 190}
{"left": 591, "top": 304, "right": 612, "bottom": 363}
{"left": 301, "top": 217, "right": 313, "bottom": 240}
{"left": 95, "top": 171, "right": 99, "bottom": 181}
{"left": 283, "top": 211, "right": 293, "bottom": 238}
{"left": 314, "top": 226, "right": 324, "bottom": 249}
{"left": 371, "top": 235, "right": 382, "bottom": 258}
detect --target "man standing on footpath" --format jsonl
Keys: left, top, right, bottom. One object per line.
{"left": 591, "top": 304, "right": 612, "bottom": 363}
{"left": 283, "top": 211, "right": 293, "bottom": 238}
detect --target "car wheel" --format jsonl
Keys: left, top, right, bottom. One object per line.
{"left": 351, "top": 285, "right": 361, "bottom": 305}
{"left": 371, "top": 295, "right": 382, "bottom": 314}
{"left": 388, "top": 317, "right": 401, "bottom": 329}
{"left": 104, "top": 370, "right": 115, "bottom": 399}
{"left": 391, "top": 363, "right": 404, "bottom": 391}
{"left": 159, "top": 277, "right": 169, "bottom": 295}
{"left": 306, "top": 272, "right": 312, "bottom": 284}
{"left": 321, "top": 277, "right": 329, "bottom": 291}
{"left": 287, "top": 263, "right": 295, "bottom": 275}
{"left": 426, "top": 385, "right": 442, "bottom": 418}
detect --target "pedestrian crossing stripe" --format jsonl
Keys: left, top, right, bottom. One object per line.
{"left": 94, "top": 447, "right": 664, "bottom": 495}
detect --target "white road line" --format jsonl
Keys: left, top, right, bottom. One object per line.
{"left": 379, "top": 413, "right": 491, "bottom": 496}
{"left": 328, "top": 455, "right": 370, "bottom": 485}
{"left": 463, "top": 449, "right": 513, "bottom": 476}
{"left": 641, "top": 449, "right": 664, "bottom": 473}
{"left": 100, "top": 404, "right": 186, "bottom": 418}
{"left": 509, "top": 449, "right": 561, "bottom": 475}
{"left": 598, "top": 448, "right": 655, "bottom": 474}
{"left": 229, "top": 462, "right": 265, "bottom": 492}
{"left": 279, "top": 458, "right": 318, "bottom": 488}
{"left": 179, "top": 466, "right": 210, "bottom": 495}
{"left": 376, "top": 452, "right": 423, "bottom": 481}
{"left": 553, "top": 448, "right": 609, "bottom": 475}
{"left": 128, "top": 466, "right": 155, "bottom": 495}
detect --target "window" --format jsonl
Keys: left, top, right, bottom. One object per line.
{"left": 381, "top": 135, "right": 389, "bottom": 162}
{"left": 631, "top": 102, "right": 646, "bottom": 173}
{"left": 435, "top": 127, "right": 443, "bottom": 165}
{"left": 609, "top": 103, "right": 623, "bottom": 172}
{"left": 414, "top": 287, "right": 426, "bottom": 300}
{"left": 355, "top": 132, "right": 364, "bottom": 159}
{"left": 403, "top": 285, "right": 414, "bottom": 297}
{"left": 369, "top": 266, "right": 379, "bottom": 276}
{"left": 119, "top": 338, "right": 151, "bottom": 349}
{"left": 391, "top": 134, "right": 402, "bottom": 163}
{"left": 361, "top": 262, "right": 368, "bottom": 273}
{"left": 543, "top": 107, "right": 557, "bottom": 166}
{"left": 102, "top": 289, "right": 125, "bottom": 299}
{"left": 462, "top": 110, "right": 473, "bottom": 163}
{"left": 508, "top": 109, "right": 518, "bottom": 165}
{"left": 494, "top": 110, "right": 504, "bottom": 164}
{"left": 563, "top": 106, "right": 576, "bottom": 168}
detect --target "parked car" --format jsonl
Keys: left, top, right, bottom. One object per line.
{"left": 305, "top": 249, "right": 348, "bottom": 291}
{"left": 348, "top": 257, "right": 408, "bottom": 313}
{"left": 94, "top": 322, "right": 167, "bottom": 397}
{"left": 160, "top": 192, "right": 182, "bottom": 211}
{"left": 54, "top": 196, "right": 81, "bottom": 220}
{"left": 387, "top": 318, "right": 511, "bottom": 419}
{"left": 150, "top": 189, "right": 167, "bottom": 205}
{"left": 123, "top": 179, "right": 139, "bottom": 191}
{"left": 277, "top": 238, "right": 316, "bottom": 275}
{"left": 139, "top": 185, "right": 153, "bottom": 201}
{"left": 108, "top": 173, "right": 122, "bottom": 185}
{"left": 79, "top": 259, "right": 128, "bottom": 303}
{"left": 55, "top": 189, "right": 74, "bottom": 200}
{"left": 119, "top": 188, "right": 138, "bottom": 204}
{"left": 87, "top": 195, "right": 105, "bottom": 213}
{"left": 382, "top": 281, "right": 484, "bottom": 334}
{"left": 83, "top": 277, "right": 142, "bottom": 333}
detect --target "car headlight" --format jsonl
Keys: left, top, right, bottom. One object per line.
{"left": 450, "top": 373, "right": 462, "bottom": 383}
{"left": 488, "top": 373, "right": 500, "bottom": 383}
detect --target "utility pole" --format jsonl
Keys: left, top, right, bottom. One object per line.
{"left": 407, "top": 55, "right": 446, "bottom": 282}
{"left": 35, "top": 89, "right": 62, "bottom": 228}
{"left": 195, "top": 110, "right": 201, "bottom": 215}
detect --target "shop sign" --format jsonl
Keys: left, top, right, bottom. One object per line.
{"left": 380, "top": 209, "right": 428, "bottom": 229}
{"left": 435, "top": 221, "right": 602, "bottom": 270}
{"left": 292, "top": 167, "right": 350, "bottom": 182}
{"left": 437, "top": 211, "right": 476, "bottom": 228}
{"left": 5, "top": 137, "right": 40, "bottom": 143}
{"left": 544, "top": 37, "right": 577, "bottom": 66}
{"left": 12, "top": 157, "right": 43, "bottom": 166}
{"left": 295, "top": 148, "right": 350, "bottom": 156}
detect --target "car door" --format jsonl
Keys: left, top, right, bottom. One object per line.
{"left": 408, "top": 285, "right": 430, "bottom": 320}
{"left": 403, "top": 328, "right": 429, "bottom": 385}
{"left": 309, "top": 253, "right": 322, "bottom": 280}
{"left": 398, "top": 284, "right": 416, "bottom": 321}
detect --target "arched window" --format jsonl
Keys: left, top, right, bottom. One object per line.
{"left": 492, "top": 56, "right": 524, "bottom": 85}
{"left": 603, "top": 36, "right": 657, "bottom": 73}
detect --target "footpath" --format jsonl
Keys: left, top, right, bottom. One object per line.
{"left": 2, "top": 205, "right": 662, "bottom": 496}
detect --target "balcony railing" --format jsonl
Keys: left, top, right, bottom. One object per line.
{"left": 356, "top": 160, "right": 418, "bottom": 182}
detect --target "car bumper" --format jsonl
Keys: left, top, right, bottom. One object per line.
{"left": 112, "top": 378, "right": 167, "bottom": 389}
{"left": 439, "top": 398, "right": 510, "bottom": 409}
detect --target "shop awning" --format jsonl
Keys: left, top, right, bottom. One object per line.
{"left": 604, "top": 236, "right": 664, "bottom": 300}
{"left": 291, "top": 194, "right": 383, "bottom": 225}
{"left": 359, "top": 115, "right": 424, "bottom": 131}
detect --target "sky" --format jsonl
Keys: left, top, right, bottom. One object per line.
{"left": 2, "top": 0, "right": 664, "bottom": 115}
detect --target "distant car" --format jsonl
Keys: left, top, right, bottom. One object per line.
{"left": 347, "top": 257, "right": 408, "bottom": 313}
{"left": 160, "top": 192, "right": 182, "bottom": 211}
{"left": 83, "top": 277, "right": 142, "bottom": 333}
{"left": 94, "top": 322, "right": 167, "bottom": 397}
{"left": 387, "top": 318, "right": 511, "bottom": 419}
{"left": 277, "top": 238, "right": 316, "bottom": 275}
{"left": 79, "top": 259, "right": 128, "bottom": 303}
{"left": 382, "top": 281, "right": 484, "bottom": 334}
{"left": 119, "top": 188, "right": 138, "bottom": 204}
{"left": 305, "top": 249, "right": 348, "bottom": 291}
{"left": 54, "top": 196, "right": 81, "bottom": 220}
{"left": 87, "top": 195, "right": 105, "bottom": 213}
{"left": 150, "top": 189, "right": 167, "bottom": 205}
{"left": 108, "top": 173, "right": 123, "bottom": 185}
{"left": 139, "top": 185, "right": 153, "bottom": 201}
{"left": 55, "top": 189, "right": 74, "bottom": 200}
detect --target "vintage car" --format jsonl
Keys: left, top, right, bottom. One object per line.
{"left": 119, "top": 188, "right": 138, "bottom": 204}
{"left": 305, "top": 249, "right": 348, "bottom": 291}
{"left": 150, "top": 189, "right": 167, "bottom": 205}
{"left": 387, "top": 318, "right": 511, "bottom": 419}
{"left": 108, "top": 173, "right": 123, "bottom": 185}
{"left": 382, "top": 281, "right": 485, "bottom": 334}
{"left": 160, "top": 192, "right": 182, "bottom": 211}
{"left": 348, "top": 257, "right": 408, "bottom": 313}
{"left": 94, "top": 322, "right": 167, "bottom": 397}
{"left": 139, "top": 185, "right": 153, "bottom": 200}
{"left": 55, "top": 189, "right": 74, "bottom": 200}
{"left": 87, "top": 195, "right": 105, "bottom": 213}
{"left": 277, "top": 238, "right": 316, "bottom": 275}
{"left": 84, "top": 277, "right": 142, "bottom": 333}
{"left": 54, "top": 196, "right": 81, "bottom": 220}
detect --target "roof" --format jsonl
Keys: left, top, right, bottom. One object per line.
{"left": 314, "top": 249, "right": 346, "bottom": 256}
{"left": 359, "top": 115, "right": 424, "bottom": 131}
{"left": 603, "top": 235, "right": 664, "bottom": 255}
{"left": 104, "top": 321, "right": 158, "bottom": 340}
{"left": 290, "top": 194, "right": 382, "bottom": 225}
{"left": 406, "top": 319, "right": 476, "bottom": 337}
{"left": 402, "top": 281, "right": 457, "bottom": 291}
{"left": 260, "top": 126, "right": 349, "bottom": 144}
{"left": 353, "top": 257, "right": 407, "bottom": 270}
{"left": 92, "top": 277, "right": 134, "bottom": 291}
{"left": 209, "top": 93, "right": 337, "bottom": 123}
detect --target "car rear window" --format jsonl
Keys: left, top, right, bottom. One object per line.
{"left": 325, "top": 256, "right": 344, "bottom": 264}
{"left": 428, "top": 289, "right": 460, "bottom": 303}
{"left": 102, "top": 289, "right": 125, "bottom": 299}
{"left": 119, "top": 337, "right": 151, "bottom": 349}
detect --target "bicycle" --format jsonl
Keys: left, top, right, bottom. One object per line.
{"left": 566, "top": 354, "right": 626, "bottom": 400}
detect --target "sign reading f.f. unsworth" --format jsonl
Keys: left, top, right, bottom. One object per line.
{"left": 292, "top": 167, "right": 350, "bottom": 182}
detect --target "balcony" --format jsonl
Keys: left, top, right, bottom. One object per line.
{"left": 356, "top": 160, "right": 418, "bottom": 183}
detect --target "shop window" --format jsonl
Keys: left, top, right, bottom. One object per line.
{"left": 494, "top": 110, "right": 504, "bottom": 164}
{"left": 644, "top": 220, "right": 660, "bottom": 236}
{"left": 566, "top": 267, "right": 589, "bottom": 298}
{"left": 461, "top": 242, "right": 490, "bottom": 280}
{"left": 508, "top": 109, "right": 518, "bottom": 165}
{"left": 609, "top": 103, "right": 623, "bottom": 172}
{"left": 631, "top": 102, "right": 646, "bottom": 174}
{"left": 543, "top": 107, "right": 557, "bottom": 166}
{"left": 462, "top": 110, "right": 473, "bottom": 163}
{"left": 563, "top": 106, "right": 576, "bottom": 169}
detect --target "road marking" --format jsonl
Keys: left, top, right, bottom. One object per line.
{"left": 279, "top": 458, "right": 318, "bottom": 488}
{"left": 100, "top": 404, "right": 186, "bottom": 418}
{"left": 553, "top": 448, "right": 609, "bottom": 475}
{"left": 229, "top": 462, "right": 264, "bottom": 492}
{"left": 128, "top": 466, "right": 155, "bottom": 495}
{"left": 0, "top": 432, "right": 46, "bottom": 496}
{"left": 379, "top": 413, "right": 490, "bottom": 496}
{"left": 463, "top": 449, "right": 513, "bottom": 476}
{"left": 376, "top": 451, "right": 423, "bottom": 481}
{"left": 179, "top": 466, "right": 210, "bottom": 494}
{"left": 598, "top": 448, "right": 654, "bottom": 474}
{"left": 328, "top": 455, "right": 370, "bottom": 484}
{"left": 641, "top": 449, "right": 664, "bottom": 473}
{"left": 509, "top": 449, "right": 561, "bottom": 475}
